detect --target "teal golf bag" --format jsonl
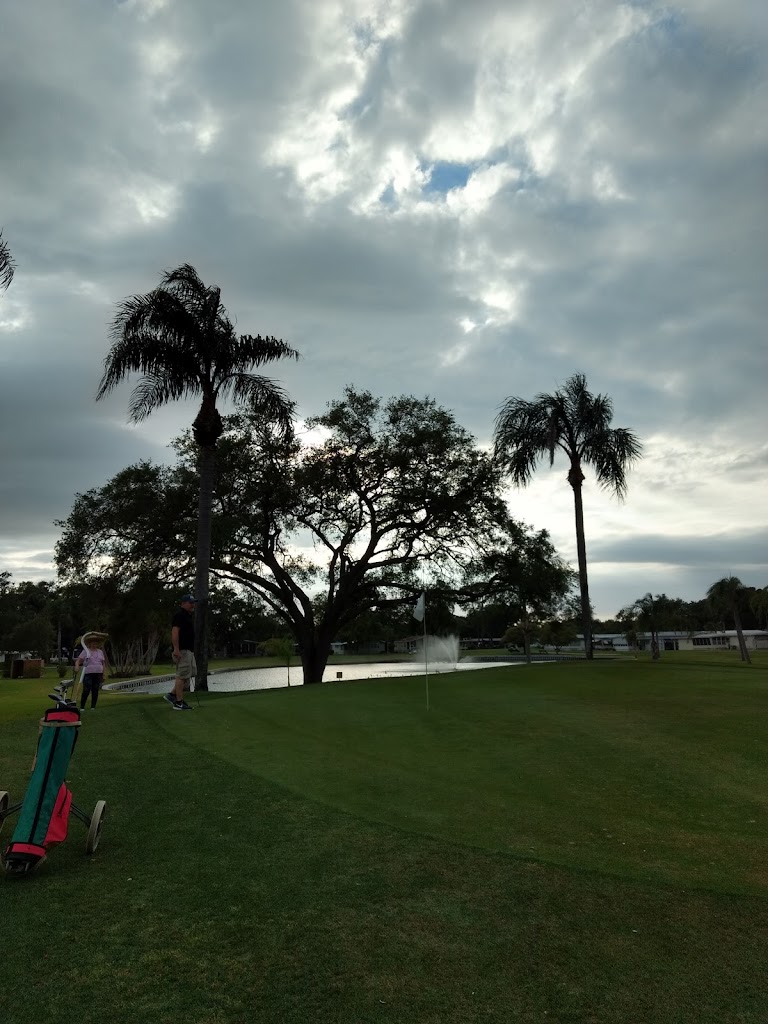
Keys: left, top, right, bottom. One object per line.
{"left": 1, "top": 680, "right": 106, "bottom": 876}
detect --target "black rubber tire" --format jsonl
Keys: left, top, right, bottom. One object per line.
{"left": 0, "top": 791, "right": 9, "bottom": 835}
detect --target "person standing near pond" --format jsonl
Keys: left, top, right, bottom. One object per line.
{"left": 75, "top": 635, "right": 109, "bottom": 710}
{"left": 165, "top": 594, "right": 196, "bottom": 711}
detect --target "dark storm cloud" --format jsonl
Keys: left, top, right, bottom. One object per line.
{"left": 0, "top": 359, "right": 170, "bottom": 535}
{"left": 590, "top": 529, "right": 768, "bottom": 573}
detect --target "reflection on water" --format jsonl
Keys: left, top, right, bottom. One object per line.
{"left": 110, "top": 659, "right": 514, "bottom": 695}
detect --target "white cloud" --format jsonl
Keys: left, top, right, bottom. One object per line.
{"left": 119, "top": 0, "right": 171, "bottom": 22}
{"left": 0, "top": 294, "right": 31, "bottom": 333}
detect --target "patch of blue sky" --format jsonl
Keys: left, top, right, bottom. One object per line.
{"left": 422, "top": 144, "right": 530, "bottom": 198}
{"left": 378, "top": 182, "right": 396, "bottom": 207}
{"left": 423, "top": 161, "right": 472, "bottom": 195}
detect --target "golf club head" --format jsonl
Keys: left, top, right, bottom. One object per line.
{"left": 48, "top": 688, "right": 78, "bottom": 709}
{"left": 49, "top": 678, "right": 75, "bottom": 700}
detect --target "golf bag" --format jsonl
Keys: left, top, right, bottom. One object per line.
{"left": 2, "top": 706, "right": 81, "bottom": 875}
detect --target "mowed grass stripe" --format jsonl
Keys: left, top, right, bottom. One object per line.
{"left": 134, "top": 661, "right": 768, "bottom": 894}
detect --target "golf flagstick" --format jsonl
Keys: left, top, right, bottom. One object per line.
{"left": 423, "top": 596, "right": 429, "bottom": 711}
{"left": 413, "top": 591, "right": 428, "bottom": 711}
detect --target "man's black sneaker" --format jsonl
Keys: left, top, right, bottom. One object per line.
{"left": 163, "top": 692, "right": 175, "bottom": 705}
{"left": 172, "top": 701, "right": 193, "bottom": 711}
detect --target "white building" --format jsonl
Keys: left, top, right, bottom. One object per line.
{"left": 589, "top": 630, "right": 768, "bottom": 652}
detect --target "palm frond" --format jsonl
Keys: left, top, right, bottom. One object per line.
{"left": 493, "top": 397, "right": 552, "bottom": 485}
{"left": 127, "top": 371, "right": 209, "bottom": 423}
{"left": 115, "top": 288, "right": 205, "bottom": 351}
{"left": 584, "top": 426, "right": 643, "bottom": 499}
{"left": 0, "top": 230, "right": 15, "bottom": 291}
{"left": 153, "top": 267, "right": 234, "bottom": 385}
{"left": 564, "top": 372, "right": 594, "bottom": 425}
{"left": 226, "top": 334, "right": 301, "bottom": 370}
{"left": 160, "top": 265, "right": 231, "bottom": 338}
{"left": 555, "top": 373, "right": 609, "bottom": 450}
{"left": 546, "top": 399, "right": 565, "bottom": 465}
{"left": 158, "top": 264, "right": 208, "bottom": 307}
{"left": 220, "top": 374, "right": 296, "bottom": 436}
{"left": 97, "top": 290, "right": 205, "bottom": 400}
{"left": 706, "top": 576, "right": 744, "bottom": 606}
{"left": 561, "top": 372, "right": 588, "bottom": 404}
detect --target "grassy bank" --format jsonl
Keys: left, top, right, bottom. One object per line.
{"left": 1, "top": 654, "right": 766, "bottom": 1023}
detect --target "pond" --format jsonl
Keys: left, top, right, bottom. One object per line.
{"left": 105, "top": 658, "right": 516, "bottom": 695}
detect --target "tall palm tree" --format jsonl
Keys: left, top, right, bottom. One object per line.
{"left": 96, "top": 264, "right": 299, "bottom": 688}
{"left": 0, "top": 230, "right": 14, "bottom": 291}
{"left": 494, "top": 372, "right": 642, "bottom": 659}
{"left": 706, "top": 576, "right": 751, "bottom": 664}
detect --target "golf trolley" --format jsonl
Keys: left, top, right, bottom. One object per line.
{"left": 1, "top": 678, "right": 107, "bottom": 876}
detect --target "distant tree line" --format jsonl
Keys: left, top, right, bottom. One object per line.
{"left": 4, "top": 563, "right": 764, "bottom": 677}
{"left": 0, "top": 571, "right": 284, "bottom": 677}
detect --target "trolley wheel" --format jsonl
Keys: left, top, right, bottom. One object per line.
{"left": 85, "top": 800, "right": 107, "bottom": 855}
{"left": 0, "top": 791, "right": 9, "bottom": 834}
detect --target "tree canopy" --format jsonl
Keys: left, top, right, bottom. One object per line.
{"left": 56, "top": 387, "right": 570, "bottom": 684}
{"left": 476, "top": 529, "right": 574, "bottom": 660}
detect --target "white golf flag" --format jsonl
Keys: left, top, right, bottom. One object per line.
{"left": 413, "top": 592, "right": 425, "bottom": 623}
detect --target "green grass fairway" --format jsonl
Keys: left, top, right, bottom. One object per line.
{"left": 2, "top": 656, "right": 767, "bottom": 1023}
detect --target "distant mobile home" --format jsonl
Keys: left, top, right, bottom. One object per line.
{"left": 589, "top": 630, "right": 768, "bottom": 652}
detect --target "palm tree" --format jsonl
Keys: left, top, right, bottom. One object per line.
{"left": 96, "top": 264, "right": 299, "bottom": 688}
{"left": 633, "top": 592, "right": 661, "bottom": 660}
{"left": 494, "top": 372, "right": 642, "bottom": 659}
{"left": 0, "top": 230, "right": 14, "bottom": 291}
{"left": 749, "top": 587, "right": 768, "bottom": 629}
{"left": 706, "top": 576, "right": 751, "bottom": 664}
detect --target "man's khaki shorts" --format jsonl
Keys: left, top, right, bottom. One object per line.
{"left": 176, "top": 649, "right": 197, "bottom": 681}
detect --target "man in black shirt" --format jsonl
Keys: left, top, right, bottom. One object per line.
{"left": 165, "top": 594, "right": 196, "bottom": 710}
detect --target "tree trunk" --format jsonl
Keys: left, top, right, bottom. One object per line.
{"left": 301, "top": 633, "right": 332, "bottom": 685}
{"left": 569, "top": 468, "right": 593, "bottom": 660}
{"left": 733, "top": 604, "right": 752, "bottom": 664}
{"left": 651, "top": 631, "right": 660, "bottom": 661}
{"left": 194, "top": 443, "right": 217, "bottom": 690}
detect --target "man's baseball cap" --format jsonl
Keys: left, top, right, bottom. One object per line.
{"left": 179, "top": 593, "right": 197, "bottom": 603}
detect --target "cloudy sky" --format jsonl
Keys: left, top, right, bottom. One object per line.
{"left": 1, "top": 0, "right": 766, "bottom": 617}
